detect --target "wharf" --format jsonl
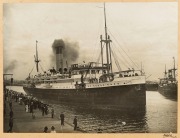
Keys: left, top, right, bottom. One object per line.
{"left": 4, "top": 98, "right": 81, "bottom": 133}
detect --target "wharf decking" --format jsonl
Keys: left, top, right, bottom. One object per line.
{"left": 4, "top": 97, "right": 80, "bottom": 133}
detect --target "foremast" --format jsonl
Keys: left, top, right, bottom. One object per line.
{"left": 34, "top": 40, "right": 40, "bottom": 72}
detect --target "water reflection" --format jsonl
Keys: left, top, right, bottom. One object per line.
{"left": 44, "top": 103, "right": 147, "bottom": 133}
{"left": 73, "top": 107, "right": 147, "bottom": 133}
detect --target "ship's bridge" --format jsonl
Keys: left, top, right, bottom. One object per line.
{"left": 71, "top": 62, "right": 103, "bottom": 69}
{"left": 71, "top": 62, "right": 108, "bottom": 75}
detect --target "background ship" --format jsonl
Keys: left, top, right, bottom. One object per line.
{"left": 145, "top": 81, "right": 158, "bottom": 91}
{"left": 23, "top": 3, "right": 146, "bottom": 110}
{"left": 158, "top": 58, "right": 178, "bottom": 100}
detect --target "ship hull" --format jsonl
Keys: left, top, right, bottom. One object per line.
{"left": 158, "top": 84, "right": 177, "bottom": 100}
{"left": 23, "top": 84, "right": 146, "bottom": 110}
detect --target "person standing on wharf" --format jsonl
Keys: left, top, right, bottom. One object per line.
{"left": 60, "top": 112, "right": 65, "bottom": 126}
{"left": 73, "top": 116, "right": 77, "bottom": 131}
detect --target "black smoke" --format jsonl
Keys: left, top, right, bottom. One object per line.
{"left": 52, "top": 39, "right": 65, "bottom": 50}
{"left": 51, "top": 39, "right": 80, "bottom": 67}
{"left": 4, "top": 60, "right": 18, "bottom": 73}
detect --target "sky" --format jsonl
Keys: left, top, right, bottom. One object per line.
{"left": 3, "top": 2, "right": 178, "bottom": 81}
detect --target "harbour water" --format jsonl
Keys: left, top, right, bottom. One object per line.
{"left": 7, "top": 86, "right": 177, "bottom": 133}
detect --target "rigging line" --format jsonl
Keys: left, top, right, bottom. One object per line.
{"left": 108, "top": 29, "right": 139, "bottom": 69}
{"left": 96, "top": 43, "right": 105, "bottom": 63}
{"left": 111, "top": 45, "right": 129, "bottom": 70}
{"left": 88, "top": 36, "right": 100, "bottom": 63}
{"left": 106, "top": 12, "right": 130, "bottom": 52}
{"left": 112, "top": 52, "right": 121, "bottom": 71}
{"left": 92, "top": 8, "right": 106, "bottom": 62}
{"left": 40, "top": 58, "right": 49, "bottom": 71}
{"left": 114, "top": 45, "right": 130, "bottom": 68}
{"left": 39, "top": 63, "right": 45, "bottom": 72}
{"left": 111, "top": 43, "right": 130, "bottom": 69}
{"left": 109, "top": 35, "right": 133, "bottom": 68}
{"left": 90, "top": 14, "right": 104, "bottom": 62}
{"left": 110, "top": 48, "right": 119, "bottom": 71}
{"left": 106, "top": 28, "right": 134, "bottom": 66}
{"left": 29, "top": 65, "right": 35, "bottom": 75}
{"left": 111, "top": 49, "right": 121, "bottom": 71}
{"left": 111, "top": 46, "right": 123, "bottom": 71}
{"left": 111, "top": 41, "right": 133, "bottom": 69}
{"left": 92, "top": 41, "right": 101, "bottom": 62}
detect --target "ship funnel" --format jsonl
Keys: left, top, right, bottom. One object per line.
{"left": 52, "top": 39, "right": 65, "bottom": 74}
{"left": 52, "top": 39, "right": 80, "bottom": 74}
{"left": 56, "top": 46, "right": 64, "bottom": 74}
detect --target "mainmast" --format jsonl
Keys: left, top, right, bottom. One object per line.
{"left": 34, "top": 40, "right": 40, "bottom": 72}
{"left": 100, "top": 35, "right": 104, "bottom": 68}
{"left": 101, "top": 3, "right": 112, "bottom": 74}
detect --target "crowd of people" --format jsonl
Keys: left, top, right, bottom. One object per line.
{"left": 3, "top": 87, "right": 78, "bottom": 133}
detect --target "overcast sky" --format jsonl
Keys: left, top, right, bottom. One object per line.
{"left": 3, "top": 2, "right": 178, "bottom": 81}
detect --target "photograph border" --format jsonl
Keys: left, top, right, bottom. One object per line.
{"left": 0, "top": 0, "right": 179, "bottom": 138}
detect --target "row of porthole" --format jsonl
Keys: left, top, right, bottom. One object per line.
{"left": 55, "top": 87, "right": 74, "bottom": 89}
{"left": 53, "top": 82, "right": 128, "bottom": 89}
{"left": 86, "top": 83, "right": 122, "bottom": 87}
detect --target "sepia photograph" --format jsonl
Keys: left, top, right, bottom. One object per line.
{"left": 2, "top": 2, "right": 178, "bottom": 135}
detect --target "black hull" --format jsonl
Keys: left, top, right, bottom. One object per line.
{"left": 23, "top": 84, "right": 146, "bottom": 110}
{"left": 158, "top": 84, "right": 177, "bottom": 100}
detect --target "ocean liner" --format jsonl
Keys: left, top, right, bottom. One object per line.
{"left": 158, "top": 58, "right": 178, "bottom": 100}
{"left": 23, "top": 4, "right": 146, "bottom": 110}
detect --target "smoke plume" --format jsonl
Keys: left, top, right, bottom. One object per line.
{"left": 4, "top": 60, "right": 18, "bottom": 73}
{"left": 51, "top": 39, "right": 80, "bottom": 67}
{"left": 52, "top": 39, "right": 65, "bottom": 50}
